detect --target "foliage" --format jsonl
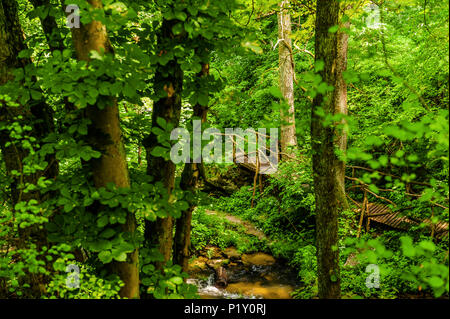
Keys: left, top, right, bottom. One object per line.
{"left": 0, "top": 0, "right": 448, "bottom": 300}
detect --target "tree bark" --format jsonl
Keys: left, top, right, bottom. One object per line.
{"left": 173, "top": 62, "right": 209, "bottom": 271}
{"left": 0, "top": 0, "right": 58, "bottom": 297}
{"left": 0, "top": 0, "right": 58, "bottom": 204}
{"left": 335, "top": 18, "right": 350, "bottom": 203}
{"left": 312, "top": 0, "right": 349, "bottom": 299}
{"left": 278, "top": 0, "right": 297, "bottom": 159}
{"left": 143, "top": 19, "right": 183, "bottom": 270}
{"left": 70, "top": 0, "right": 139, "bottom": 299}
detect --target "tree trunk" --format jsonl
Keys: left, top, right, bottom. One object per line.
{"left": 173, "top": 62, "right": 209, "bottom": 271}
{"left": 70, "top": 0, "right": 139, "bottom": 299}
{"left": 335, "top": 18, "right": 350, "bottom": 200}
{"left": 0, "top": 0, "right": 58, "bottom": 203}
{"left": 278, "top": 0, "right": 297, "bottom": 159}
{"left": 143, "top": 19, "right": 183, "bottom": 270}
{"left": 312, "top": 0, "right": 349, "bottom": 299}
{"left": 0, "top": 0, "right": 58, "bottom": 297}
{"left": 0, "top": 0, "right": 34, "bottom": 206}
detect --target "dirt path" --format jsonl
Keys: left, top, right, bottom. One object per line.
{"left": 204, "top": 210, "right": 268, "bottom": 241}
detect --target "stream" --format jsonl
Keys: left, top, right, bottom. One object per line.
{"left": 188, "top": 251, "right": 300, "bottom": 299}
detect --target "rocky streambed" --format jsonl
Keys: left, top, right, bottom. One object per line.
{"left": 187, "top": 246, "right": 300, "bottom": 299}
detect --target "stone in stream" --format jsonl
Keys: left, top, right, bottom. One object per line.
{"left": 241, "top": 253, "right": 276, "bottom": 266}
{"left": 202, "top": 246, "right": 224, "bottom": 259}
{"left": 223, "top": 247, "right": 241, "bottom": 261}
{"left": 188, "top": 250, "right": 298, "bottom": 299}
{"left": 206, "top": 259, "right": 229, "bottom": 270}
{"left": 188, "top": 256, "right": 209, "bottom": 274}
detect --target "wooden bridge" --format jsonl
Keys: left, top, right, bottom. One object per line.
{"left": 346, "top": 165, "right": 449, "bottom": 240}
{"left": 235, "top": 154, "right": 449, "bottom": 240}
{"left": 359, "top": 202, "right": 448, "bottom": 240}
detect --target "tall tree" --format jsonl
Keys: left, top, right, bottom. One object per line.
{"left": 143, "top": 18, "right": 184, "bottom": 269}
{"left": 311, "top": 0, "right": 349, "bottom": 299}
{"left": 0, "top": 0, "right": 58, "bottom": 296}
{"left": 335, "top": 10, "right": 351, "bottom": 201}
{"left": 0, "top": 0, "right": 58, "bottom": 206}
{"left": 173, "top": 63, "right": 209, "bottom": 272}
{"left": 278, "top": 0, "right": 298, "bottom": 159}
{"left": 69, "top": 0, "right": 139, "bottom": 299}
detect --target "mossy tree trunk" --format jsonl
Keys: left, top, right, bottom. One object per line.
{"left": 335, "top": 17, "right": 350, "bottom": 197}
{"left": 0, "top": 0, "right": 58, "bottom": 205}
{"left": 70, "top": 0, "right": 139, "bottom": 299}
{"left": 312, "top": 0, "right": 349, "bottom": 299}
{"left": 143, "top": 19, "right": 183, "bottom": 270}
{"left": 0, "top": 0, "right": 58, "bottom": 297}
{"left": 278, "top": 0, "right": 298, "bottom": 159}
{"left": 173, "top": 62, "right": 209, "bottom": 271}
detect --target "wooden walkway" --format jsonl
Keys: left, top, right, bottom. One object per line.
{"left": 364, "top": 203, "right": 449, "bottom": 239}
{"left": 234, "top": 152, "right": 275, "bottom": 175}
{"left": 234, "top": 153, "right": 449, "bottom": 240}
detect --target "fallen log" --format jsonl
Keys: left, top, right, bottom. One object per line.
{"left": 215, "top": 266, "right": 228, "bottom": 288}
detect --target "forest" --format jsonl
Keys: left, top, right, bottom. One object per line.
{"left": 0, "top": 0, "right": 448, "bottom": 300}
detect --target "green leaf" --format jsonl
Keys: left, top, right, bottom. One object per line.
{"left": 100, "top": 228, "right": 116, "bottom": 239}
{"left": 328, "top": 25, "right": 339, "bottom": 33}
{"left": 400, "top": 236, "right": 415, "bottom": 257}
{"left": 269, "top": 87, "right": 283, "bottom": 99}
{"left": 78, "top": 123, "right": 88, "bottom": 135}
{"left": 379, "top": 155, "right": 388, "bottom": 166}
{"left": 97, "top": 215, "right": 109, "bottom": 228}
{"left": 315, "top": 60, "right": 325, "bottom": 72}
{"left": 418, "top": 240, "right": 435, "bottom": 252}
{"left": 174, "top": 11, "right": 187, "bottom": 21}
{"left": 87, "top": 87, "right": 98, "bottom": 99}
{"left": 91, "top": 240, "right": 112, "bottom": 252}
{"left": 142, "top": 264, "right": 155, "bottom": 274}
{"left": 184, "top": 22, "right": 194, "bottom": 34}
{"left": 114, "top": 252, "right": 127, "bottom": 262}
{"left": 118, "top": 242, "right": 135, "bottom": 253}
{"left": 151, "top": 146, "right": 168, "bottom": 157}
{"left": 170, "top": 276, "right": 183, "bottom": 285}
{"left": 156, "top": 117, "right": 167, "bottom": 129}
{"left": 99, "top": 250, "right": 113, "bottom": 263}
{"left": 197, "top": 93, "right": 209, "bottom": 106}
{"left": 30, "top": 89, "right": 42, "bottom": 100}
{"left": 368, "top": 184, "right": 379, "bottom": 194}
{"left": 187, "top": 7, "right": 198, "bottom": 16}
{"left": 429, "top": 276, "right": 444, "bottom": 288}
{"left": 172, "top": 23, "right": 184, "bottom": 35}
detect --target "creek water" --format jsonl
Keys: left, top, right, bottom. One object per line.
{"left": 189, "top": 211, "right": 300, "bottom": 299}
{"left": 188, "top": 252, "right": 300, "bottom": 299}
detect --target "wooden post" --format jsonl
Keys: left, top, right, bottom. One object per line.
{"left": 232, "top": 135, "right": 236, "bottom": 163}
{"left": 251, "top": 153, "right": 260, "bottom": 208}
{"left": 357, "top": 190, "right": 367, "bottom": 238}
{"left": 365, "top": 196, "right": 371, "bottom": 232}
{"left": 430, "top": 206, "right": 435, "bottom": 240}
